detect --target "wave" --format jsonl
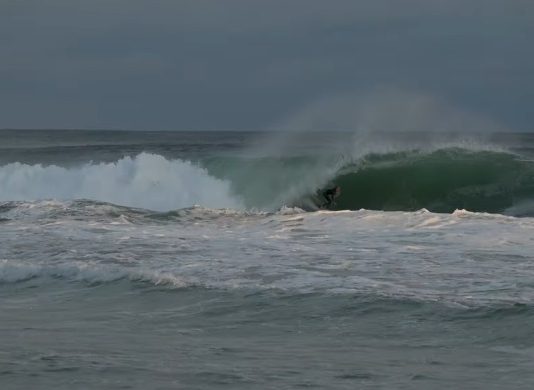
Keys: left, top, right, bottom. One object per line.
{"left": 0, "top": 153, "right": 242, "bottom": 211}
{"left": 2, "top": 147, "right": 534, "bottom": 216}
{"left": 3, "top": 259, "right": 533, "bottom": 311}
{"left": 0, "top": 198, "right": 306, "bottom": 224}
{"left": 292, "top": 148, "right": 534, "bottom": 215}
{"left": 0, "top": 260, "right": 191, "bottom": 288}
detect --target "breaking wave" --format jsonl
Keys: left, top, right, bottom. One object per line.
{"left": 2, "top": 147, "right": 534, "bottom": 216}
{"left": 306, "top": 148, "right": 534, "bottom": 215}
{"left": 0, "top": 153, "right": 242, "bottom": 211}
{"left": 200, "top": 146, "right": 534, "bottom": 216}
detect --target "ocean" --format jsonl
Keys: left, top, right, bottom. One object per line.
{"left": 1, "top": 129, "right": 534, "bottom": 389}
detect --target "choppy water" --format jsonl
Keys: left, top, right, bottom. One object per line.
{"left": 2, "top": 130, "right": 534, "bottom": 389}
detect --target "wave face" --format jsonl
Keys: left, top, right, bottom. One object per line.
{"left": 292, "top": 148, "right": 534, "bottom": 215}
{"left": 2, "top": 144, "right": 534, "bottom": 216}
{"left": 0, "top": 153, "right": 242, "bottom": 211}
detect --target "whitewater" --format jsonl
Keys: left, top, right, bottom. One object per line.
{"left": 2, "top": 130, "right": 534, "bottom": 389}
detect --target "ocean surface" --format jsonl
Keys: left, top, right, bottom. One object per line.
{"left": 2, "top": 129, "right": 534, "bottom": 389}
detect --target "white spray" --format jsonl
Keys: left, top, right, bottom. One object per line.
{"left": 0, "top": 153, "right": 243, "bottom": 211}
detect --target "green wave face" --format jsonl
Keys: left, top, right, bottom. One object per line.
{"left": 202, "top": 155, "right": 342, "bottom": 209}
{"left": 331, "top": 148, "right": 534, "bottom": 214}
{"left": 201, "top": 147, "right": 534, "bottom": 215}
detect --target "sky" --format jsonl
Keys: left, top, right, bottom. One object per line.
{"left": 1, "top": 0, "right": 533, "bottom": 131}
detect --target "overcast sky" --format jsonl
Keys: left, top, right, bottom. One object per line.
{"left": 1, "top": 0, "right": 532, "bottom": 131}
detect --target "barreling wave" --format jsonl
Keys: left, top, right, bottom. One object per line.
{"left": 296, "top": 148, "right": 534, "bottom": 215}
{"left": 1, "top": 147, "right": 534, "bottom": 216}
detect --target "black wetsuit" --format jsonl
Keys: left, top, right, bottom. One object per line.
{"left": 322, "top": 188, "right": 338, "bottom": 208}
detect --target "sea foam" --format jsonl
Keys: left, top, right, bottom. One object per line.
{"left": 0, "top": 153, "right": 242, "bottom": 211}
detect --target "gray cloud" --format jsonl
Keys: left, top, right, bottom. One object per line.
{"left": 1, "top": 0, "right": 533, "bottom": 130}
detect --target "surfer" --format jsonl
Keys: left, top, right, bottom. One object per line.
{"left": 321, "top": 186, "right": 341, "bottom": 209}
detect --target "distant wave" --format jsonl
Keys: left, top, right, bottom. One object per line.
{"left": 0, "top": 153, "right": 242, "bottom": 211}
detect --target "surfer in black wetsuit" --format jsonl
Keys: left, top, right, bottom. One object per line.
{"left": 321, "top": 186, "right": 341, "bottom": 209}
